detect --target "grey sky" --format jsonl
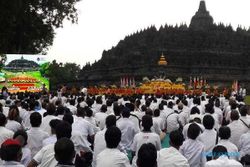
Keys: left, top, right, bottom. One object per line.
{"left": 48, "top": 0, "right": 250, "bottom": 66}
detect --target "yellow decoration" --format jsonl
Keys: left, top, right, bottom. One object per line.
{"left": 158, "top": 53, "right": 167, "bottom": 66}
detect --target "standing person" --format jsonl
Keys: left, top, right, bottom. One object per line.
{"left": 0, "top": 113, "right": 14, "bottom": 145}
{"left": 180, "top": 123, "right": 206, "bottom": 167}
{"left": 0, "top": 139, "right": 24, "bottom": 167}
{"left": 158, "top": 130, "right": 189, "bottom": 167}
{"left": 96, "top": 126, "right": 130, "bottom": 167}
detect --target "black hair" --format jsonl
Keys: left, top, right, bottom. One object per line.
{"left": 187, "top": 123, "right": 201, "bottom": 140}
{"left": 169, "top": 130, "right": 184, "bottom": 147}
{"left": 153, "top": 109, "right": 160, "bottom": 117}
{"left": 30, "top": 112, "right": 42, "bottom": 127}
{"left": 142, "top": 115, "right": 153, "bottom": 131}
{"left": 0, "top": 142, "right": 22, "bottom": 161}
{"left": 54, "top": 137, "right": 75, "bottom": 164}
{"left": 212, "top": 145, "right": 228, "bottom": 159}
{"left": 121, "top": 107, "right": 130, "bottom": 118}
{"left": 56, "top": 121, "right": 72, "bottom": 140}
{"left": 76, "top": 107, "right": 85, "bottom": 118}
{"left": 50, "top": 119, "right": 62, "bottom": 130}
{"left": 100, "top": 105, "right": 107, "bottom": 113}
{"left": 240, "top": 105, "right": 248, "bottom": 117}
{"left": 69, "top": 99, "right": 75, "bottom": 106}
{"left": 205, "top": 103, "right": 215, "bottom": 114}
{"left": 190, "top": 107, "right": 200, "bottom": 115}
{"left": 219, "top": 126, "right": 231, "bottom": 140}
{"left": 85, "top": 108, "right": 93, "bottom": 117}
{"left": 105, "top": 126, "right": 121, "bottom": 148}
{"left": 56, "top": 105, "right": 65, "bottom": 115}
{"left": 0, "top": 113, "right": 7, "bottom": 126}
{"left": 203, "top": 115, "right": 214, "bottom": 130}
{"left": 137, "top": 143, "right": 157, "bottom": 167}
{"left": 113, "top": 103, "right": 121, "bottom": 116}
{"left": 230, "top": 110, "right": 239, "bottom": 121}
{"left": 158, "top": 103, "right": 164, "bottom": 110}
{"left": 46, "top": 103, "right": 56, "bottom": 115}
{"left": 13, "top": 130, "right": 28, "bottom": 146}
{"left": 62, "top": 114, "right": 74, "bottom": 126}
{"left": 105, "top": 115, "right": 116, "bottom": 128}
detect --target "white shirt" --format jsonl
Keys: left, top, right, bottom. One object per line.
{"left": 180, "top": 139, "right": 206, "bottom": 167}
{"left": 157, "top": 147, "right": 190, "bottom": 167}
{"left": 66, "top": 105, "right": 77, "bottom": 115}
{"left": 5, "top": 120, "right": 22, "bottom": 132}
{"left": 41, "top": 115, "right": 60, "bottom": 135}
{"left": 96, "top": 148, "right": 131, "bottom": 167}
{"left": 228, "top": 120, "right": 248, "bottom": 148}
{"left": 131, "top": 132, "right": 161, "bottom": 156}
{"left": 21, "top": 147, "right": 32, "bottom": 167}
{"left": 0, "top": 126, "right": 14, "bottom": 145}
{"left": 95, "top": 112, "right": 108, "bottom": 130}
{"left": 72, "top": 117, "right": 95, "bottom": 148}
{"left": 205, "top": 155, "right": 243, "bottom": 167}
{"left": 166, "top": 112, "right": 179, "bottom": 133}
{"left": 117, "top": 118, "right": 138, "bottom": 151}
{"left": 1, "top": 161, "right": 25, "bottom": 167}
{"left": 42, "top": 134, "right": 57, "bottom": 147}
{"left": 239, "top": 131, "right": 250, "bottom": 158}
{"left": 33, "top": 144, "right": 57, "bottom": 167}
{"left": 93, "top": 129, "right": 107, "bottom": 167}
{"left": 217, "top": 139, "right": 238, "bottom": 160}
{"left": 153, "top": 117, "right": 164, "bottom": 135}
{"left": 27, "top": 127, "right": 49, "bottom": 157}
{"left": 198, "top": 129, "right": 217, "bottom": 152}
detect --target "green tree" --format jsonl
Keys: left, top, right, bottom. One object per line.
{"left": 0, "top": 0, "right": 80, "bottom": 54}
{"left": 0, "top": 54, "right": 7, "bottom": 71}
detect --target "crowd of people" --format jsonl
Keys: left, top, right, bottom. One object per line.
{"left": 0, "top": 89, "right": 249, "bottom": 167}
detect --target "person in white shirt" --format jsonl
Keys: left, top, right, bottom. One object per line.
{"left": 178, "top": 102, "right": 190, "bottom": 127}
{"left": 42, "top": 119, "right": 61, "bottom": 146}
{"left": 0, "top": 113, "right": 14, "bottom": 145}
{"left": 40, "top": 103, "right": 60, "bottom": 135}
{"left": 180, "top": 123, "right": 206, "bottom": 167}
{"left": 198, "top": 115, "right": 217, "bottom": 161}
{"left": 239, "top": 128, "right": 250, "bottom": 159}
{"left": 93, "top": 115, "right": 117, "bottom": 167}
{"left": 117, "top": 107, "right": 138, "bottom": 151}
{"left": 96, "top": 126, "right": 130, "bottom": 167}
{"left": 28, "top": 121, "right": 72, "bottom": 167}
{"left": 66, "top": 99, "right": 77, "bottom": 115}
{"left": 204, "top": 103, "right": 219, "bottom": 130}
{"left": 158, "top": 130, "right": 189, "bottom": 167}
{"left": 205, "top": 145, "right": 243, "bottom": 167}
{"left": 0, "top": 139, "right": 24, "bottom": 167}
{"left": 214, "top": 99, "right": 223, "bottom": 125}
{"left": 72, "top": 107, "right": 95, "bottom": 150}
{"left": 84, "top": 108, "right": 100, "bottom": 133}
{"left": 217, "top": 126, "right": 239, "bottom": 160}
{"left": 95, "top": 105, "right": 108, "bottom": 130}
{"left": 239, "top": 105, "right": 250, "bottom": 127}
{"left": 152, "top": 109, "right": 164, "bottom": 136}
{"left": 228, "top": 110, "right": 248, "bottom": 148}
{"left": 54, "top": 138, "right": 75, "bottom": 167}
{"left": 14, "top": 130, "right": 32, "bottom": 167}
{"left": 137, "top": 143, "right": 157, "bottom": 167}
{"left": 27, "top": 112, "right": 49, "bottom": 157}
{"left": 6, "top": 105, "right": 22, "bottom": 132}
{"left": 131, "top": 115, "right": 161, "bottom": 167}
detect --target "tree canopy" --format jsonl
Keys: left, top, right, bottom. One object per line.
{"left": 0, "top": 0, "right": 80, "bottom": 54}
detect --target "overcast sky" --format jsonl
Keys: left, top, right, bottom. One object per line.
{"left": 47, "top": 0, "right": 250, "bottom": 66}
